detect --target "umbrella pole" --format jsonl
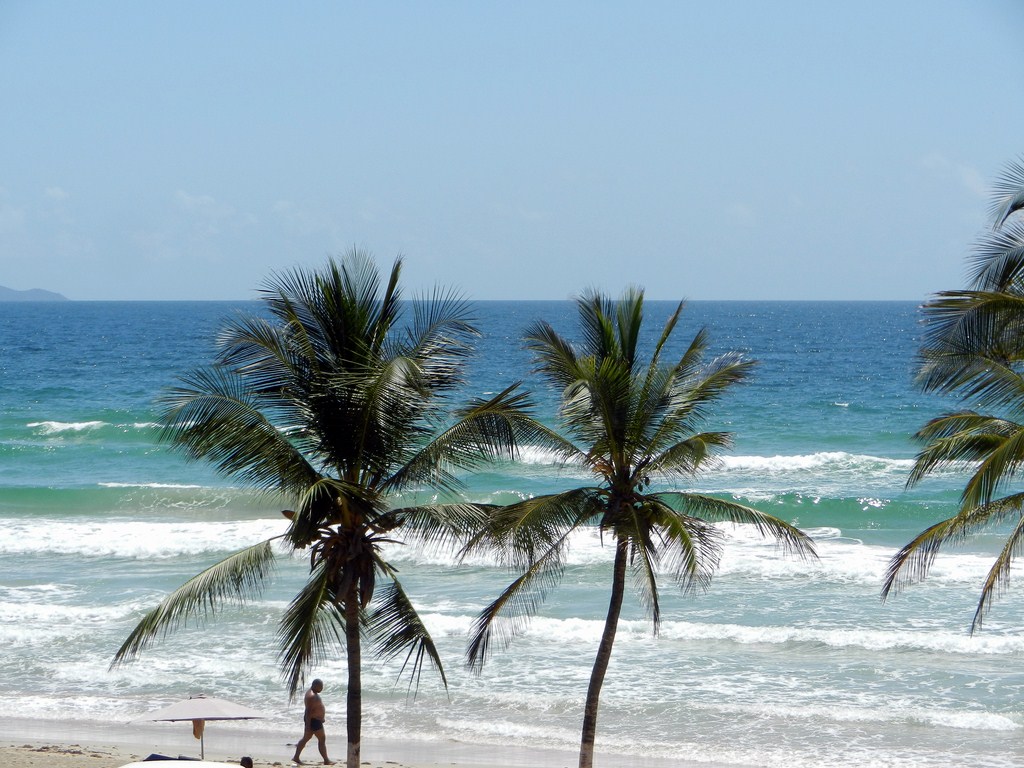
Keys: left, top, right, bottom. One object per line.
{"left": 200, "top": 732, "right": 204, "bottom": 760}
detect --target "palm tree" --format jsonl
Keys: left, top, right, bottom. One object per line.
{"left": 112, "top": 250, "right": 540, "bottom": 768}
{"left": 463, "top": 288, "right": 817, "bottom": 768}
{"left": 883, "top": 159, "right": 1024, "bottom": 629}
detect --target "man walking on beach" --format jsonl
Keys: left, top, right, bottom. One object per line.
{"left": 292, "top": 678, "right": 334, "bottom": 765}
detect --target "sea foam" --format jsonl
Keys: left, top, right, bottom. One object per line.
{"left": 27, "top": 420, "right": 108, "bottom": 433}
{"left": 0, "top": 518, "right": 288, "bottom": 558}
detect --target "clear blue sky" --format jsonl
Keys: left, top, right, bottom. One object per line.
{"left": 2, "top": 1, "right": 1023, "bottom": 300}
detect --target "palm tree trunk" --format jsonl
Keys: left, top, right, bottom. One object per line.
{"left": 345, "top": 595, "right": 362, "bottom": 768}
{"left": 579, "top": 536, "right": 628, "bottom": 768}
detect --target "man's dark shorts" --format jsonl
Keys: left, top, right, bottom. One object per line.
{"left": 310, "top": 718, "right": 324, "bottom": 732}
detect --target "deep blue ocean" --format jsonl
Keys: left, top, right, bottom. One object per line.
{"left": 2, "top": 300, "right": 1022, "bottom": 767}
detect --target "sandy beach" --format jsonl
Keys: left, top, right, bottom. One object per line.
{"left": 0, "top": 742, "right": 737, "bottom": 768}
{"left": 0, "top": 742, "right": 422, "bottom": 768}
{"left": 0, "top": 718, "right": 735, "bottom": 768}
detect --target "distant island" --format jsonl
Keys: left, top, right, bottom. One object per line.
{"left": 0, "top": 285, "right": 69, "bottom": 302}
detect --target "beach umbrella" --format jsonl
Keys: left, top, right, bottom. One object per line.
{"left": 134, "top": 694, "right": 269, "bottom": 759}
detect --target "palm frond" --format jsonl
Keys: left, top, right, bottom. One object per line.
{"left": 907, "top": 413, "right": 1024, "bottom": 509}
{"left": 989, "top": 157, "right": 1024, "bottom": 229}
{"left": 277, "top": 559, "right": 347, "bottom": 697}
{"left": 367, "top": 578, "right": 448, "bottom": 693}
{"left": 613, "top": 287, "right": 645, "bottom": 371}
{"left": 385, "top": 502, "right": 495, "bottom": 552}
{"left": 523, "top": 319, "right": 583, "bottom": 391}
{"left": 966, "top": 224, "right": 1024, "bottom": 292}
{"left": 971, "top": 509, "right": 1024, "bottom": 632}
{"left": 406, "top": 287, "right": 477, "bottom": 390}
{"left": 576, "top": 290, "right": 621, "bottom": 362}
{"left": 646, "top": 498, "right": 723, "bottom": 593}
{"left": 919, "top": 290, "right": 1024, "bottom": 347}
{"left": 649, "top": 301, "right": 685, "bottom": 369}
{"left": 286, "top": 476, "right": 381, "bottom": 546}
{"left": 882, "top": 492, "right": 1024, "bottom": 603}
{"left": 916, "top": 291, "right": 1024, "bottom": 410}
{"left": 907, "top": 412, "right": 1016, "bottom": 482}
{"left": 387, "top": 384, "right": 579, "bottom": 492}
{"left": 466, "top": 535, "right": 569, "bottom": 673}
{"left": 335, "top": 352, "right": 437, "bottom": 483}
{"left": 624, "top": 511, "right": 661, "bottom": 630}
{"left": 893, "top": 159, "right": 1024, "bottom": 631}
{"left": 458, "top": 487, "right": 602, "bottom": 570}
{"left": 667, "top": 352, "right": 756, "bottom": 432}
{"left": 648, "top": 432, "right": 733, "bottom": 477}
{"left": 159, "top": 367, "right": 321, "bottom": 494}
{"left": 957, "top": 423, "right": 1024, "bottom": 510}
{"left": 260, "top": 262, "right": 343, "bottom": 365}
{"left": 216, "top": 311, "right": 309, "bottom": 395}
{"left": 665, "top": 492, "right": 817, "bottom": 559}
{"left": 365, "top": 254, "right": 403, "bottom": 354}
{"left": 112, "top": 539, "right": 279, "bottom": 668}
{"left": 628, "top": 364, "right": 675, "bottom": 458}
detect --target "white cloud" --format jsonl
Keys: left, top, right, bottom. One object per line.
{"left": 272, "top": 199, "right": 323, "bottom": 236}
{"left": 728, "top": 202, "right": 758, "bottom": 227}
{"left": 0, "top": 190, "right": 26, "bottom": 234}
{"left": 44, "top": 186, "right": 69, "bottom": 201}
{"left": 175, "top": 190, "right": 236, "bottom": 218}
{"left": 957, "top": 166, "right": 987, "bottom": 197}
{"left": 920, "top": 153, "right": 988, "bottom": 197}
{"left": 172, "top": 190, "right": 258, "bottom": 238}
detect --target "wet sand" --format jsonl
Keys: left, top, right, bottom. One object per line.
{"left": 0, "top": 717, "right": 740, "bottom": 768}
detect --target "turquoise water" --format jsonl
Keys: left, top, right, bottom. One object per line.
{"left": 2, "top": 300, "right": 1022, "bottom": 767}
